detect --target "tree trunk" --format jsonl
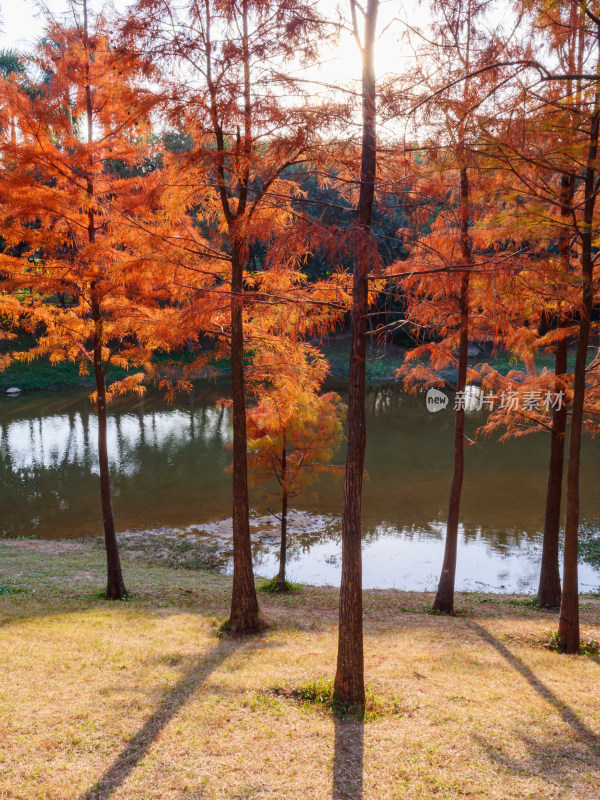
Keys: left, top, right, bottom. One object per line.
{"left": 93, "top": 325, "right": 126, "bottom": 600}
{"left": 538, "top": 164, "right": 575, "bottom": 608}
{"left": 537, "top": 339, "right": 567, "bottom": 608}
{"left": 277, "top": 441, "right": 288, "bottom": 590}
{"left": 334, "top": 0, "right": 378, "bottom": 712}
{"left": 277, "top": 493, "right": 288, "bottom": 590}
{"left": 433, "top": 165, "right": 471, "bottom": 614}
{"left": 227, "top": 244, "right": 260, "bottom": 633}
{"left": 558, "top": 99, "right": 599, "bottom": 653}
{"left": 433, "top": 274, "right": 469, "bottom": 613}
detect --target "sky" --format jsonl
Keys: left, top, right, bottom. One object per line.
{"left": 0, "top": 0, "right": 42, "bottom": 50}
{"left": 1, "top": 0, "right": 418, "bottom": 85}
{"left": 1, "top": 1, "right": 68, "bottom": 49}
{"left": 0, "top": 1, "right": 129, "bottom": 51}
{"left": 0, "top": 0, "right": 426, "bottom": 149}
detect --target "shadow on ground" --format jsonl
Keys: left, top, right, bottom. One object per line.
{"left": 79, "top": 637, "right": 250, "bottom": 800}
{"left": 332, "top": 716, "right": 364, "bottom": 800}
{"left": 470, "top": 621, "right": 600, "bottom": 783}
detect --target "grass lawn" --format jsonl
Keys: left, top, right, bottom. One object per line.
{"left": 1, "top": 539, "right": 600, "bottom": 800}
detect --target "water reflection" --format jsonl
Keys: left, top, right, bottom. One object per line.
{"left": 0, "top": 383, "right": 599, "bottom": 591}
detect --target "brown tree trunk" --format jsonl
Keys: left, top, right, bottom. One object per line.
{"left": 433, "top": 165, "right": 471, "bottom": 615}
{"left": 277, "top": 441, "right": 288, "bottom": 590}
{"left": 537, "top": 339, "right": 567, "bottom": 608}
{"left": 538, "top": 164, "right": 575, "bottom": 608}
{"left": 433, "top": 276, "right": 469, "bottom": 614}
{"left": 93, "top": 322, "right": 126, "bottom": 600}
{"left": 277, "top": 494, "right": 288, "bottom": 590}
{"left": 334, "top": 0, "right": 378, "bottom": 712}
{"left": 227, "top": 244, "right": 260, "bottom": 633}
{"left": 558, "top": 98, "right": 599, "bottom": 653}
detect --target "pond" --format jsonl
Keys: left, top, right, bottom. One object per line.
{"left": 1, "top": 382, "right": 599, "bottom": 592}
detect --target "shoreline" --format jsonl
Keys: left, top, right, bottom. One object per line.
{"left": 3, "top": 534, "right": 600, "bottom": 599}
{"left": 2, "top": 338, "right": 580, "bottom": 393}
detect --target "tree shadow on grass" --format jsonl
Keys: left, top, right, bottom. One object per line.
{"left": 332, "top": 716, "right": 364, "bottom": 800}
{"left": 469, "top": 622, "right": 600, "bottom": 755}
{"left": 472, "top": 727, "right": 600, "bottom": 787}
{"left": 78, "top": 636, "right": 254, "bottom": 800}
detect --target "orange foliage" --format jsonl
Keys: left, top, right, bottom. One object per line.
{"left": 246, "top": 315, "right": 345, "bottom": 504}
{"left": 0, "top": 15, "right": 220, "bottom": 394}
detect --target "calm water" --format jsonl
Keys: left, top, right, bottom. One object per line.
{"left": 1, "top": 383, "right": 599, "bottom": 592}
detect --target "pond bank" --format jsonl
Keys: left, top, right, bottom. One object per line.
{"left": 4, "top": 533, "right": 600, "bottom": 596}
{"left": 0, "top": 334, "right": 573, "bottom": 392}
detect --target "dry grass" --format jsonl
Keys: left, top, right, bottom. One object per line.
{"left": 1, "top": 539, "right": 600, "bottom": 800}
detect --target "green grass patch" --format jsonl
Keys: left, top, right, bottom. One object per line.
{"left": 545, "top": 630, "right": 600, "bottom": 655}
{"left": 0, "top": 584, "right": 26, "bottom": 595}
{"left": 82, "top": 588, "right": 133, "bottom": 602}
{"left": 508, "top": 596, "right": 539, "bottom": 609}
{"left": 280, "top": 677, "right": 404, "bottom": 721}
{"left": 422, "top": 602, "right": 468, "bottom": 616}
{"left": 0, "top": 334, "right": 225, "bottom": 391}
{"left": 579, "top": 638, "right": 600, "bottom": 656}
{"left": 258, "top": 576, "right": 300, "bottom": 594}
{"left": 0, "top": 358, "right": 109, "bottom": 391}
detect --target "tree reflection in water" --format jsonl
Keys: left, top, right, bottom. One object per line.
{"left": 0, "top": 385, "right": 598, "bottom": 592}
